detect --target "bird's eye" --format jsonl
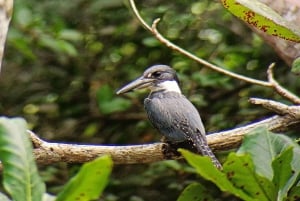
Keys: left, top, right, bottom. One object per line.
{"left": 151, "top": 71, "right": 162, "bottom": 78}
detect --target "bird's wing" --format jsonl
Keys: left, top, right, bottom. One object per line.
{"left": 144, "top": 94, "right": 206, "bottom": 142}
{"left": 145, "top": 94, "right": 222, "bottom": 169}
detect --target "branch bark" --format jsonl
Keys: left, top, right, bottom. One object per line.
{"left": 0, "top": 0, "right": 13, "bottom": 71}
{"left": 30, "top": 103, "right": 300, "bottom": 165}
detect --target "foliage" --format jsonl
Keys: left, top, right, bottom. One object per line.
{"left": 177, "top": 182, "right": 214, "bottom": 201}
{"left": 0, "top": 117, "right": 113, "bottom": 200}
{"left": 0, "top": 117, "right": 45, "bottom": 201}
{"left": 180, "top": 127, "right": 300, "bottom": 200}
{"left": 56, "top": 155, "right": 113, "bottom": 201}
{"left": 291, "top": 57, "right": 300, "bottom": 75}
{"left": 97, "top": 84, "right": 132, "bottom": 114}
{"left": 1, "top": 0, "right": 300, "bottom": 200}
{"left": 221, "top": 0, "right": 300, "bottom": 42}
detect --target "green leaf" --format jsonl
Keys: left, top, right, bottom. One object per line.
{"left": 221, "top": 0, "right": 300, "bottom": 42}
{"left": 180, "top": 149, "right": 254, "bottom": 201}
{"left": 272, "top": 147, "right": 293, "bottom": 200}
{"left": 97, "top": 85, "right": 132, "bottom": 114}
{"left": 39, "top": 35, "right": 78, "bottom": 56}
{"left": 56, "top": 40, "right": 78, "bottom": 57}
{"left": 177, "top": 182, "right": 214, "bottom": 201}
{"left": 181, "top": 149, "right": 277, "bottom": 201}
{"left": 56, "top": 155, "right": 113, "bottom": 201}
{"left": 238, "top": 128, "right": 300, "bottom": 200}
{"left": 287, "top": 185, "right": 300, "bottom": 201}
{"left": 97, "top": 84, "right": 113, "bottom": 102}
{"left": 224, "top": 153, "right": 275, "bottom": 201}
{"left": 291, "top": 57, "right": 300, "bottom": 75}
{"left": 7, "top": 29, "right": 36, "bottom": 60}
{"left": 59, "top": 29, "right": 83, "bottom": 42}
{"left": 238, "top": 127, "right": 299, "bottom": 179}
{"left": 142, "top": 37, "right": 161, "bottom": 47}
{"left": 15, "top": 7, "right": 33, "bottom": 27}
{"left": 0, "top": 117, "right": 45, "bottom": 201}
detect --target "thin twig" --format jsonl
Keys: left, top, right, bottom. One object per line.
{"left": 128, "top": 0, "right": 272, "bottom": 87}
{"left": 129, "top": 0, "right": 152, "bottom": 32}
{"left": 267, "top": 63, "right": 300, "bottom": 104}
{"left": 151, "top": 19, "right": 272, "bottom": 87}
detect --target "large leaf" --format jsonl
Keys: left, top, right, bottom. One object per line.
{"left": 221, "top": 0, "right": 300, "bottom": 42}
{"left": 272, "top": 147, "right": 294, "bottom": 200}
{"left": 224, "top": 153, "right": 275, "bottom": 201}
{"left": 238, "top": 127, "right": 300, "bottom": 180}
{"left": 180, "top": 149, "right": 255, "bottom": 201}
{"left": 181, "top": 149, "right": 277, "bottom": 200}
{"left": 177, "top": 182, "right": 214, "bottom": 201}
{"left": 286, "top": 185, "right": 300, "bottom": 201}
{"left": 238, "top": 128, "right": 300, "bottom": 200}
{"left": 56, "top": 155, "right": 113, "bottom": 201}
{"left": 0, "top": 117, "right": 45, "bottom": 201}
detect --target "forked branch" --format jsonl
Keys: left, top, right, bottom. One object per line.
{"left": 129, "top": 0, "right": 300, "bottom": 104}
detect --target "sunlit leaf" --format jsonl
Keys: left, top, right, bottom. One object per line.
{"left": 238, "top": 127, "right": 300, "bottom": 200}
{"left": 142, "top": 37, "right": 161, "bottom": 47}
{"left": 272, "top": 147, "right": 293, "bottom": 200}
{"left": 238, "top": 127, "right": 300, "bottom": 181}
{"left": 56, "top": 155, "right": 113, "bottom": 201}
{"left": 180, "top": 149, "right": 254, "bottom": 201}
{"left": 221, "top": 0, "right": 300, "bottom": 42}
{"left": 224, "top": 153, "right": 275, "bottom": 201}
{"left": 59, "top": 29, "right": 83, "bottom": 41}
{"left": 39, "top": 35, "right": 78, "bottom": 56}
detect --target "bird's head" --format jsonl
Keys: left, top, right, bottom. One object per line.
{"left": 116, "top": 65, "right": 181, "bottom": 94}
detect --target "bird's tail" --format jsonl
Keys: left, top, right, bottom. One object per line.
{"left": 192, "top": 134, "right": 222, "bottom": 170}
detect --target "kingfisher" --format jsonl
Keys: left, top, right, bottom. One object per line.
{"left": 117, "top": 65, "right": 222, "bottom": 169}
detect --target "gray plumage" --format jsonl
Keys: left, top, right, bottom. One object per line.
{"left": 117, "top": 65, "right": 222, "bottom": 169}
{"left": 145, "top": 91, "right": 222, "bottom": 169}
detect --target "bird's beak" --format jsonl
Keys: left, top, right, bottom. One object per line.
{"left": 116, "top": 76, "right": 154, "bottom": 94}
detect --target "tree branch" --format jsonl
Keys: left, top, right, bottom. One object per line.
{"left": 30, "top": 101, "right": 300, "bottom": 165}
{"left": 249, "top": 98, "right": 300, "bottom": 118}
{"left": 0, "top": 0, "right": 13, "bottom": 71}
{"left": 25, "top": 0, "right": 300, "bottom": 166}
{"left": 129, "top": 0, "right": 272, "bottom": 88}
{"left": 267, "top": 63, "right": 300, "bottom": 104}
{"left": 129, "top": 0, "right": 300, "bottom": 104}
{"left": 0, "top": 0, "right": 298, "bottom": 168}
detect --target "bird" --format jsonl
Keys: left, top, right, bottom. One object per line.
{"left": 116, "top": 65, "right": 222, "bottom": 169}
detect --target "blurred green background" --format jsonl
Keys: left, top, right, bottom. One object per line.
{"left": 1, "top": 0, "right": 299, "bottom": 200}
